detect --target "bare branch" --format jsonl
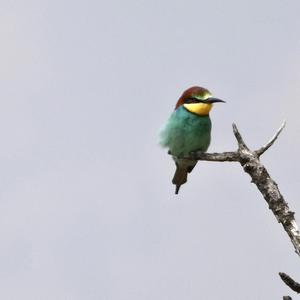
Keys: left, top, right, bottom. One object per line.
{"left": 188, "top": 151, "right": 239, "bottom": 162}
{"left": 185, "top": 123, "right": 300, "bottom": 256}
{"left": 232, "top": 123, "right": 249, "bottom": 150}
{"left": 279, "top": 272, "right": 300, "bottom": 293}
{"left": 255, "top": 121, "right": 286, "bottom": 157}
{"left": 177, "top": 122, "right": 299, "bottom": 298}
{"left": 176, "top": 122, "right": 300, "bottom": 297}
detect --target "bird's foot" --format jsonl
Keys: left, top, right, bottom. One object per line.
{"left": 189, "top": 150, "right": 203, "bottom": 160}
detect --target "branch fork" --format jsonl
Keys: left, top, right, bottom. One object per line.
{"left": 185, "top": 122, "right": 300, "bottom": 297}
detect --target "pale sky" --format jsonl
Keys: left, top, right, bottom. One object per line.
{"left": 1, "top": 0, "right": 300, "bottom": 299}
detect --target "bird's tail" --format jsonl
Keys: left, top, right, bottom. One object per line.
{"left": 172, "top": 160, "right": 197, "bottom": 194}
{"left": 172, "top": 166, "right": 188, "bottom": 194}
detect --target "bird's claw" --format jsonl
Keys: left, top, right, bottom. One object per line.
{"left": 189, "top": 151, "right": 202, "bottom": 160}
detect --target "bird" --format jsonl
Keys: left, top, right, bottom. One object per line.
{"left": 159, "top": 86, "right": 225, "bottom": 194}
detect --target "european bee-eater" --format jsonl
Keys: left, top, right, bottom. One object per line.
{"left": 160, "top": 86, "right": 225, "bottom": 194}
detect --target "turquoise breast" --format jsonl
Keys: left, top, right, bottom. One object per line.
{"left": 159, "top": 106, "right": 212, "bottom": 157}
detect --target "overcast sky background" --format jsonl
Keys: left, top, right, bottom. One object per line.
{"left": 1, "top": 0, "right": 300, "bottom": 299}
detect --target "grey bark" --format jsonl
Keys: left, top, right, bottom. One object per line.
{"left": 188, "top": 122, "right": 300, "bottom": 256}
{"left": 183, "top": 123, "right": 300, "bottom": 298}
{"left": 279, "top": 272, "right": 300, "bottom": 293}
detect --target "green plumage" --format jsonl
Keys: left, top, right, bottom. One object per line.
{"left": 160, "top": 106, "right": 211, "bottom": 156}
{"left": 160, "top": 106, "right": 212, "bottom": 193}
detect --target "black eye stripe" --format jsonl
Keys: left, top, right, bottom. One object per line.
{"left": 184, "top": 97, "right": 205, "bottom": 104}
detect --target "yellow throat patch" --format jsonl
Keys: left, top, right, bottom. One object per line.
{"left": 183, "top": 102, "right": 213, "bottom": 116}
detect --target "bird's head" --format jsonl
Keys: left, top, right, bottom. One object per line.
{"left": 175, "top": 86, "right": 225, "bottom": 116}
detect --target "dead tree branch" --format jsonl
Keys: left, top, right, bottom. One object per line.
{"left": 255, "top": 122, "right": 286, "bottom": 157}
{"left": 186, "top": 122, "right": 300, "bottom": 297}
{"left": 189, "top": 122, "right": 300, "bottom": 256}
{"left": 279, "top": 272, "right": 300, "bottom": 293}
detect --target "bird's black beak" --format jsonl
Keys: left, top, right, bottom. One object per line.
{"left": 206, "top": 97, "right": 226, "bottom": 104}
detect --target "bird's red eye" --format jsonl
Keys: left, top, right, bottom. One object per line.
{"left": 184, "top": 97, "right": 201, "bottom": 104}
